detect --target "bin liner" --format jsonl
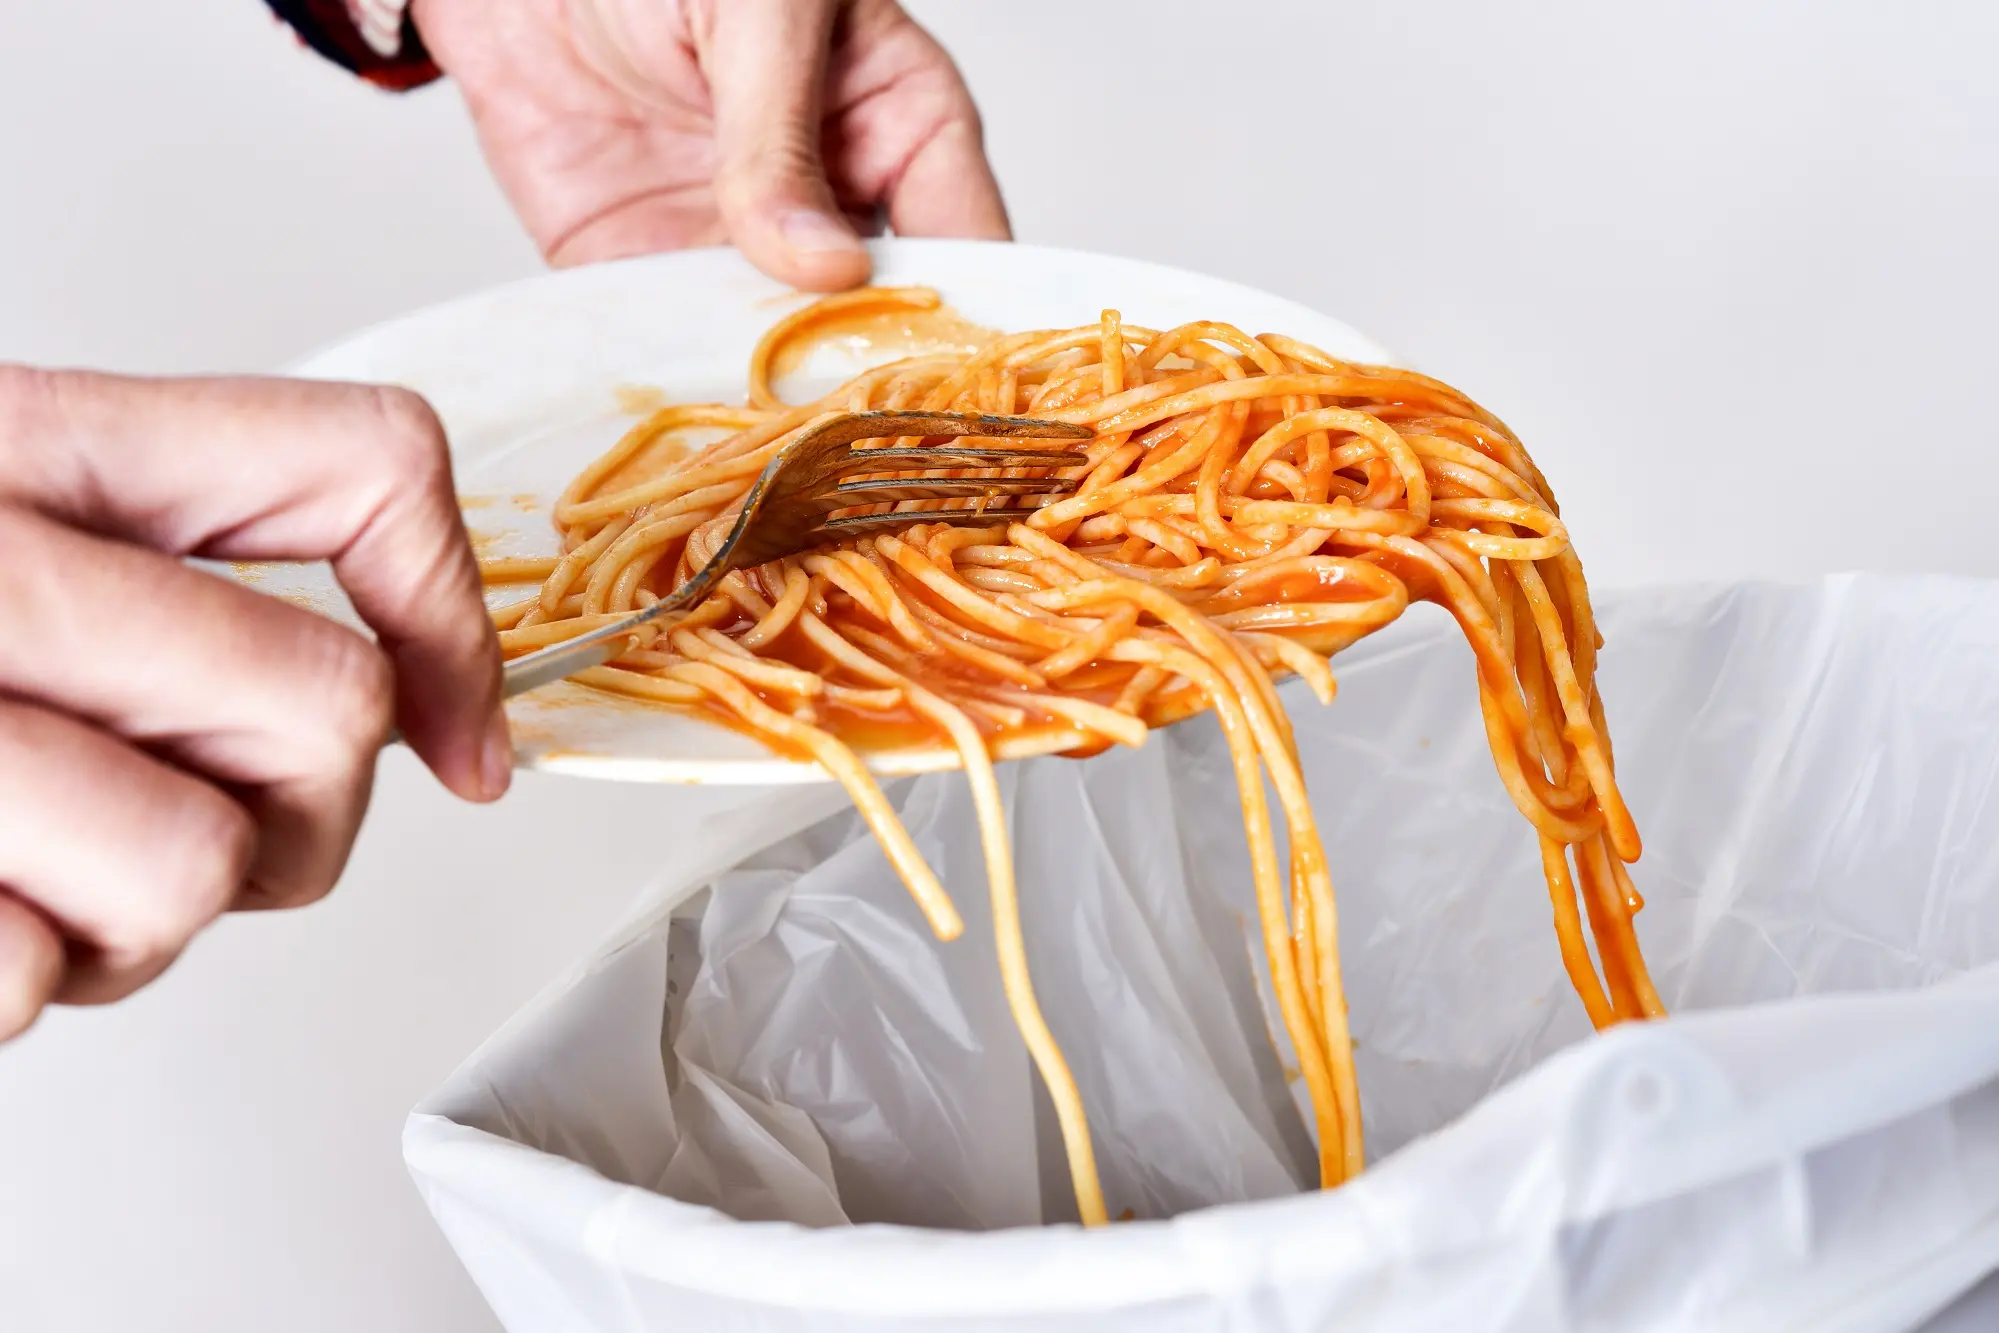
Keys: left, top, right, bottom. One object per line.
{"left": 405, "top": 575, "right": 1999, "bottom": 1331}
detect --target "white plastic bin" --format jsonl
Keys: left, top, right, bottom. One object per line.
{"left": 406, "top": 576, "right": 1999, "bottom": 1331}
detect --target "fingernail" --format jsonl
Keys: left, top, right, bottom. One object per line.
{"left": 778, "top": 209, "right": 864, "bottom": 256}
{"left": 480, "top": 710, "right": 514, "bottom": 800}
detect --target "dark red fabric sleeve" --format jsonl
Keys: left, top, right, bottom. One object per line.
{"left": 262, "top": 0, "right": 441, "bottom": 92}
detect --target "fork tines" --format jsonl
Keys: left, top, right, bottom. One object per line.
{"left": 808, "top": 417, "right": 1092, "bottom": 537}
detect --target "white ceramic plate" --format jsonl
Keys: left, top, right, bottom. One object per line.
{"left": 240, "top": 240, "right": 1394, "bottom": 784}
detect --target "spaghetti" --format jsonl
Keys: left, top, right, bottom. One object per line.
{"left": 481, "top": 287, "right": 1664, "bottom": 1225}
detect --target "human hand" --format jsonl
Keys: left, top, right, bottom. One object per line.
{"left": 411, "top": 0, "right": 1007, "bottom": 289}
{"left": 0, "top": 368, "right": 508, "bottom": 1040}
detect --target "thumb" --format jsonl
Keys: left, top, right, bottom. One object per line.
{"left": 700, "top": 0, "right": 871, "bottom": 292}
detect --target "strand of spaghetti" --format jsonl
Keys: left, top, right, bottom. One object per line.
{"left": 1237, "top": 407, "right": 1433, "bottom": 520}
{"left": 1396, "top": 412, "right": 1552, "bottom": 503}
{"left": 1111, "top": 664, "right": 1168, "bottom": 715}
{"left": 607, "top": 547, "right": 675, "bottom": 615}
{"left": 801, "top": 552, "right": 895, "bottom": 625}
{"left": 576, "top": 448, "right": 787, "bottom": 527}
{"left": 1035, "top": 605, "right": 1140, "bottom": 678}
{"left": 1573, "top": 832, "right": 1642, "bottom": 1019}
{"left": 478, "top": 557, "right": 561, "bottom": 584}
{"left": 1229, "top": 499, "right": 1427, "bottom": 536}
{"left": 555, "top": 406, "right": 770, "bottom": 521}
{"left": 532, "top": 516, "right": 633, "bottom": 620}
{"left": 1512, "top": 561, "right": 1641, "bottom": 861}
{"left": 1576, "top": 831, "right": 1656, "bottom": 1017}
{"left": 738, "top": 563, "right": 813, "bottom": 650}
{"left": 1538, "top": 834, "right": 1616, "bottom": 1029}
{"left": 1192, "top": 402, "right": 1265, "bottom": 561}
{"left": 1606, "top": 854, "right": 1667, "bottom": 1017}
{"left": 843, "top": 548, "right": 955, "bottom": 651}
{"left": 958, "top": 566, "right": 1047, "bottom": 597}
{"left": 921, "top": 524, "right": 1008, "bottom": 563}
{"left": 1405, "top": 435, "right": 1545, "bottom": 504}
{"left": 1030, "top": 566, "right": 1359, "bottom": 1177}
{"left": 790, "top": 612, "right": 1109, "bottom": 1221}
{"left": 747, "top": 287, "right": 941, "bottom": 410}
{"left": 1428, "top": 499, "right": 1569, "bottom": 561}
{"left": 873, "top": 535, "right": 1071, "bottom": 652}
{"left": 669, "top": 629, "right": 825, "bottom": 698}
{"left": 1498, "top": 566, "right": 1582, "bottom": 796}
{"left": 1255, "top": 335, "right": 1502, "bottom": 432}
{"left": 569, "top": 663, "right": 703, "bottom": 704}
{"left": 1029, "top": 406, "right": 1233, "bottom": 528}
{"left": 1550, "top": 550, "right": 1605, "bottom": 718}
{"left": 930, "top": 326, "right": 1162, "bottom": 414}
{"left": 1248, "top": 457, "right": 1311, "bottom": 500}
{"left": 915, "top": 329, "right": 1084, "bottom": 411}
{"left": 892, "top": 598, "right": 1050, "bottom": 686}
{"left": 497, "top": 612, "right": 635, "bottom": 651}
{"left": 825, "top": 683, "right": 904, "bottom": 711}
{"left": 998, "top": 690, "right": 1148, "bottom": 748}
{"left": 1124, "top": 516, "right": 1203, "bottom": 565}
{"left": 1072, "top": 555, "right": 1224, "bottom": 589}
{"left": 1336, "top": 531, "right": 1544, "bottom": 763}
{"left": 583, "top": 512, "right": 717, "bottom": 613}
{"left": 1108, "top": 634, "right": 1347, "bottom": 1184}
{"left": 665, "top": 659, "right": 963, "bottom": 941}
{"left": 1425, "top": 530, "right": 1512, "bottom": 631}
{"left": 1063, "top": 373, "right": 1476, "bottom": 439}
{"left": 1207, "top": 603, "right": 1399, "bottom": 635}
{"left": 561, "top": 471, "right": 746, "bottom": 528}
{"left": 1293, "top": 861, "right": 1322, "bottom": 1048}
{"left": 1099, "top": 309, "right": 1125, "bottom": 398}
{"left": 489, "top": 597, "right": 536, "bottom": 630}
{"left": 1239, "top": 633, "right": 1337, "bottom": 705}
{"left": 1473, "top": 682, "right": 1606, "bottom": 844}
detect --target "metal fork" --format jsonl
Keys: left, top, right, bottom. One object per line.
{"left": 499, "top": 410, "right": 1094, "bottom": 699}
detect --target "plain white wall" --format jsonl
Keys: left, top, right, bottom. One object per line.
{"left": 2, "top": 2, "right": 1996, "bottom": 1330}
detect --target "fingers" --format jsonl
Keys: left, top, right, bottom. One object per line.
{"left": 0, "top": 367, "right": 509, "bottom": 802}
{"left": 0, "top": 508, "right": 394, "bottom": 914}
{"left": 854, "top": 10, "right": 1009, "bottom": 241}
{"left": 0, "top": 366, "right": 484, "bottom": 1035}
{"left": 882, "top": 114, "right": 1009, "bottom": 241}
{"left": 699, "top": 0, "right": 873, "bottom": 291}
{"left": 0, "top": 892, "right": 63, "bottom": 1042}
{"left": 0, "top": 698, "right": 255, "bottom": 1008}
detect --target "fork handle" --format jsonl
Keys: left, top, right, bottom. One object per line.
{"left": 502, "top": 634, "right": 621, "bottom": 700}
{"left": 498, "top": 588, "right": 696, "bottom": 701}
{"left": 382, "top": 590, "right": 689, "bottom": 748}
{"left": 380, "top": 609, "right": 642, "bottom": 750}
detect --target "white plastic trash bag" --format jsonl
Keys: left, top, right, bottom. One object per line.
{"left": 405, "top": 575, "right": 1999, "bottom": 1332}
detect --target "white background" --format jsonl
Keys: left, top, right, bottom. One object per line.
{"left": 1, "top": 2, "right": 1995, "bottom": 1329}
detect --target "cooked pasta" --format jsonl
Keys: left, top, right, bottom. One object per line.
{"left": 482, "top": 287, "right": 1664, "bottom": 1225}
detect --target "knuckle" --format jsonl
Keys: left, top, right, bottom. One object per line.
{"left": 746, "top": 135, "right": 822, "bottom": 178}
{"left": 301, "top": 625, "right": 397, "bottom": 758}
{"left": 0, "top": 978, "right": 46, "bottom": 1044}
{"left": 125, "top": 788, "right": 256, "bottom": 958}
{"left": 0, "top": 904, "right": 58, "bottom": 1043}
{"left": 0, "top": 365, "right": 55, "bottom": 489}
{"left": 0, "top": 362, "right": 51, "bottom": 426}
{"left": 723, "top": 136, "right": 828, "bottom": 206}
{"left": 361, "top": 384, "right": 450, "bottom": 484}
{"left": 953, "top": 97, "right": 986, "bottom": 140}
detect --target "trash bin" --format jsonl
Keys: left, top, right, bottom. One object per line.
{"left": 405, "top": 575, "right": 1999, "bottom": 1332}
